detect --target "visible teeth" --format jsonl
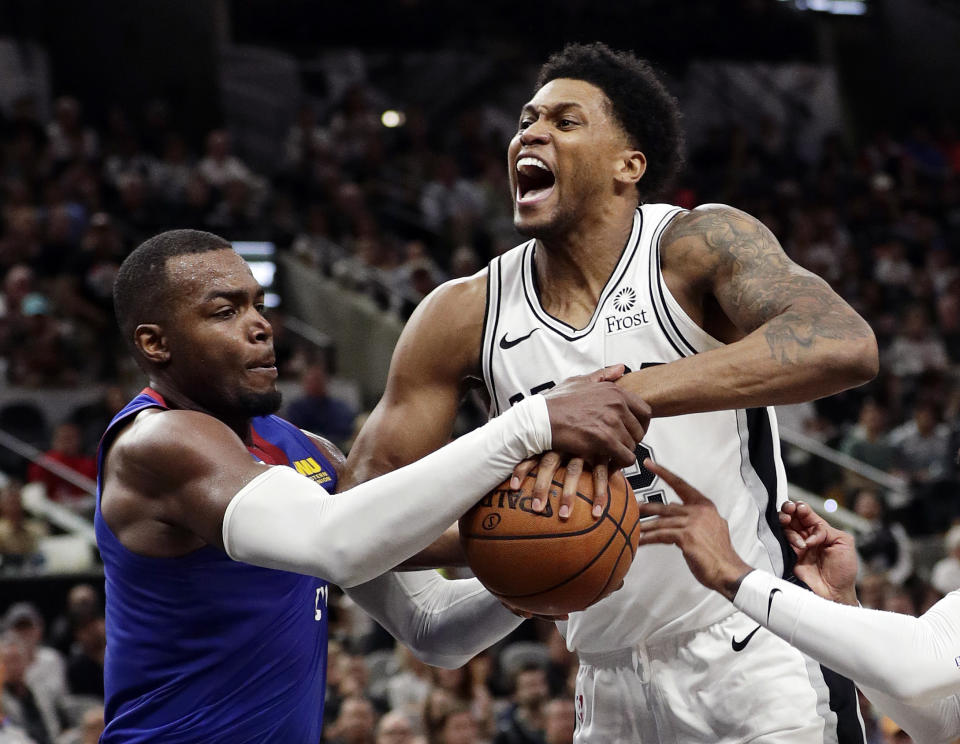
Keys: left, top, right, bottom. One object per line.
{"left": 517, "top": 156, "right": 550, "bottom": 171}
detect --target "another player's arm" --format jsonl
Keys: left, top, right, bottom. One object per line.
{"left": 105, "top": 398, "right": 555, "bottom": 587}
{"left": 637, "top": 460, "right": 960, "bottom": 711}
{"left": 342, "top": 276, "right": 486, "bottom": 565}
{"left": 292, "top": 433, "right": 527, "bottom": 668}
{"left": 621, "top": 205, "right": 878, "bottom": 415}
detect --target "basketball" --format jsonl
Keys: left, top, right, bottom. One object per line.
{"left": 458, "top": 467, "right": 641, "bottom": 616}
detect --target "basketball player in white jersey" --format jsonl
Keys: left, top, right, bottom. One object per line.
{"left": 636, "top": 458, "right": 960, "bottom": 744}
{"left": 345, "top": 42, "right": 879, "bottom": 743}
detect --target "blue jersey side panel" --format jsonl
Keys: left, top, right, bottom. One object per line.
{"left": 95, "top": 390, "right": 336, "bottom": 743}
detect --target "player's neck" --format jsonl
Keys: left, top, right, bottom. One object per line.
{"left": 149, "top": 378, "right": 254, "bottom": 444}
{"left": 533, "top": 205, "right": 636, "bottom": 313}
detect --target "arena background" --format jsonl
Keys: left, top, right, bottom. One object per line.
{"left": 0, "top": 1, "right": 958, "bottom": 741}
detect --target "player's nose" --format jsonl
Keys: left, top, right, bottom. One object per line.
{"left": 248, "top": 309, "right": 272, "bottom": 344}
{"left": 519, "top": 121, "right": 550, "bottom": 147}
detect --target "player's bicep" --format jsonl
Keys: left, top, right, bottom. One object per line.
{"left": 120, "top": 411, "right": 269, "bottom": 547}
{"left": 664, "top": 205, "right": 872, "bottom": 353}
{"left": 343, "top": 278, "right": 484, "bottom": 488}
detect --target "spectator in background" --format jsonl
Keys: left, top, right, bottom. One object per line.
{"left": 48, "top": 586, "right": 99, "bottom": 658}
{"left": 385, "top": 647, "right": 432, "bottom": 730}
{"left": 284, "top": 104, "right": 329, "bottom": 171}
{"left": 290, "top": 204, "right": 345, "bottom": 274}
{"left": 419, "top": 155, "right": 484, "bottom": 239}
{"left": 1, "top": 634, "right": 58, "bottom": 744}
{"left": 839, "top": 398, "right": 897, "bottom": 474}
{"left": 889, "top": 399, "right": 954, "bottom": 532}
{"left": 27, "top": 424, "right": 97, "bottom": 508}
{"left": 46, "top": 98, "right": 98, "bottom": 167}
{"left": 284, "top": 358, "right": 357, "bottom": 450}
{"left": 542, "top": 698, "right": 575, "bottom": 744}
{"left": 0, "top": 641, "right": 35, "bottom": 744}
{"left": 849, "top": 488, "right": 913, "bottom": 585}
{"left": 65, "top": 618, "right": 104, "bottom": 699}
{"left": 426, "top": 698, "right": 481, "bottom": 744}
{"left": 931, "top": 524, "right": 960, "bottom": 595}
{"left": 196, "top": 130, "right": 252, "bottom": 191}
{"left": 326, "top": 695, "right": 376, "bottom": 744}
{"left": 885, "top": 304, "right": 950, "bottom": 404}
{"left": 1, "top": 605, "right": 66, "bottom": 719}
{"left": 54, "top": 705, "right": 103, "bottom": 744}
{"left": 6, "top": 293, "right": 77, "bottom": 388}
{"left": 493, "top": 663, "right": 551, "bottom": 744}
{"left": 374, "top": 710, "right": 418, "bottom": 744}
{"left": 425, "top": 664, "right": 493, "bottom": 742}
{"left": 68, "top": 386, "right": 127, "bottom": 458}
{"left": 0, "top": 484, "right": 47, "bottom": 569}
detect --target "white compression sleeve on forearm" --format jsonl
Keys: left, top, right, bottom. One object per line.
{"left": 859, "top": 687, "right": 960, "bottom": 744}
{"left": 734, "top": 570, "right": 960, "bottom": 705}
{"left": 222, "top": 394, "right": 551, "bottom": 587}
{"left": 345, "top": 571, "right": 522, "bottom": 668}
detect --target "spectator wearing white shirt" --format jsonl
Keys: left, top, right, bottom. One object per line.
{"left": 931, "top": 524, "right": 960, "bottom": 595}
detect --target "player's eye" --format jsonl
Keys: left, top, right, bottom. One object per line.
{"left": 214, "top": 306, "right": 236, "bottom": 318}
{"left": 558, "top": 118, "right": 577, "bottom": 129}
{"left": 518, "top": 117, "right": 535, "bottom": 131}
{"left": 254, "top": 302, "right": 266, "bottom": 314}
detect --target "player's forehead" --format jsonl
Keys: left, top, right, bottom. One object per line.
{"left": 165, "top": 249, "right": 260, "bottom": 303}
{"left": 521, "top": 78, "right": 611, "bottom": 116}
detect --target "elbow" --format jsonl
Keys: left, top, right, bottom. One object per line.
{"left": 834, "top": 330, "right": 879, "bottom": 388}
{"left": 885, "top": 676, "right": 940, "bottom": 707}
{"left": 406, "top": 646, "right": 469, "bottom": 669}
{"left": 323, "top": 541, "right": 377, "bottom": 589}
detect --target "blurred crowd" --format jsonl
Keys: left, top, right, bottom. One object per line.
{"left": 0, "top": 588, "right": 104, "bottom": 744}
{"left": 0, "top": 69, "right": 957, "bottom": 742}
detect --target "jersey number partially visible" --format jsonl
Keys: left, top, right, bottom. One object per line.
{"left": 507, "top": 379, "right": 661, "bottom": 499}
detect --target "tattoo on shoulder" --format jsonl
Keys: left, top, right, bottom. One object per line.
{"left": 663, "top": 207, "right": 872, "bottom": 365}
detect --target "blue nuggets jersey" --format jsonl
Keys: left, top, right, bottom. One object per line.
{"left": 95, "top": 389, "right": 337, "bottom": 743}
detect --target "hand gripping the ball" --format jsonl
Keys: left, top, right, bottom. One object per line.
{"left": 515, "top": 365, "right": 650, "bottom": 520}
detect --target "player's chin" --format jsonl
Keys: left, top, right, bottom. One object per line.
{"left": 237, "top": 388, "right": 282, "bottom": 417}
{"left": 513, "top": 205, "right": 558, "bottom": 239}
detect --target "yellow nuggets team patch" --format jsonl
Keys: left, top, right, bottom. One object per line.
{"left": 293, "top": 457, "right": 332, "bottom": 485}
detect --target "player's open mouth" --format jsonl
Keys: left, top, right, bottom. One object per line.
{"left": 516, "top": 156, "right": 556, "bottom": 205}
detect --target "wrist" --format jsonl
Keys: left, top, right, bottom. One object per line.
{"left": 833, "top": 586, "right": 859, "bottom": 607}
{"left": 720, "top": 565, "right": 755, "bottom": 601}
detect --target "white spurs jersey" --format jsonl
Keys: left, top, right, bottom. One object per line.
{"left": 481, "top": 204, "right": 791, "bottom": 652}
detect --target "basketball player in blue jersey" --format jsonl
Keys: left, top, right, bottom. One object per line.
{"left": 635, "top": 458, "right": 960, "bottom": 744}
{"left": 346, "top": 43, "right": 879, "bottom": 743}
{"left": 97, "top": 228, "right": 650, "bottom": 743}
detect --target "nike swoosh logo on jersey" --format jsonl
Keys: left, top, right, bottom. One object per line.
{"left": 731, "top": 624, "right": 761, "bottom": 652}
{"left": 499, "top": 328, "right": 540, "bottom": 349}
{"left": 766, "top": 588, "right": 782, "bottom": 623}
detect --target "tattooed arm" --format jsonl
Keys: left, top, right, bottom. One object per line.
{"left": 617, "top": 204, "right": 878, "bottom": 416}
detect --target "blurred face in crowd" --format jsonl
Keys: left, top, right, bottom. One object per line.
{"left": 0, "top": 485, "right": 24, "bottom": 524}
{"left": 53, "top": 423, "right": 83, "bottom": 456}
{"left": 544, "top": 698, "right": 576, "bottom": 744}
{"left": 375, "top": 711, "right": 415, "bottom": 744}
{"left": 0, "top": 638, "right": 28, "bottom": 687}
{"left": 334, "top": 696, "right": 375, "bottom": 744}
{"left": 438, "top": 709, "right": 478, "bottom": 744}
{"left": 514, "top": 668, "right": 549, "bottom": 708}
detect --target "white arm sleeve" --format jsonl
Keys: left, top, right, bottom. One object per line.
{"left": 222, "top": 395, "right": 551, "bottom": 587}
{"left": 344, "top": 570, "right": 523, "bottom": 669}
{"left": 860, "top": 687, "right": 960, "bottom": 744}
{"left": 734, "top": 570, "right": 960, "bottom": 705}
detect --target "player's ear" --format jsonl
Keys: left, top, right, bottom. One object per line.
{"left": 615, "top": 149, "right": 646, "bottom": 186}
{"left": 135, "top": 324, "right": 170, "bottom": 365}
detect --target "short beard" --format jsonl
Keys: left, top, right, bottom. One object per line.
{"left": 237, "top": 390, "right": 283, "bottom": 417}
